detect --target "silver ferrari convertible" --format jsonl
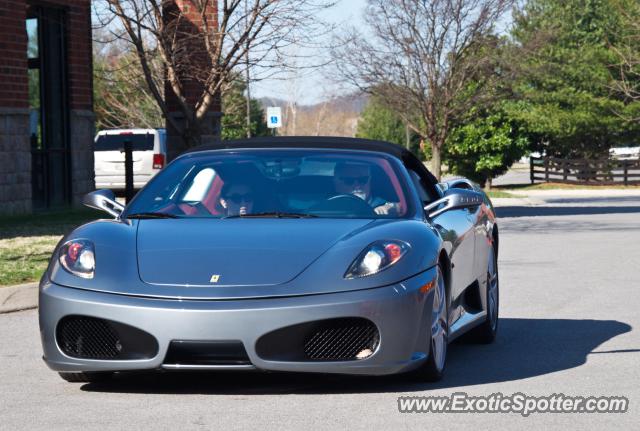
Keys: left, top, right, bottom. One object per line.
{"left": 39, "top": 137, "right": 499, "bottom": 383}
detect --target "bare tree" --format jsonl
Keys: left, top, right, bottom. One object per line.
{"left": 93, "top": 31, "right": 164, "bottom": 129}
{"left": 315, "top": 98, "right": 330, "bottom": 136}
{"left": 334, "top": 0, "right": 513, "bottom": 179}
{"left": 95, "top": 0, "right": 334, "bottom": 153}
{"left": 283, "top": 59, "right": 301, "bottom": 136}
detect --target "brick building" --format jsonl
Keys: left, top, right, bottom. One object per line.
{"left": 0, "top": 0, "right": 94, "bottom": 214}
{"left": 164, "top": 0, "right": 221, "bottom": 159}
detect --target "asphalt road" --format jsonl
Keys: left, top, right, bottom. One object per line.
{"left": 491, "top": 165, "right": 532, "bottom": 186}
{"left": 1, "top": 194, "right": 639, "bottom": 430}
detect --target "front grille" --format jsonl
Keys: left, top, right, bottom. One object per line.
{"left": 56, "top": 315, "right": 158, "bottom": 360}
{"left": 57, "top": 316, "right": 121, "bottom": 359}
{"left": 164, "top": 340, "right": 251, "bottom": 366}
{"left": 303, "top": 318, "right": 379, "bottom": 361}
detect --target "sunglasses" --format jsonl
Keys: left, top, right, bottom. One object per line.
{"left": 225, "top": 193, "right": 253, "bottom": 203}
{"left": 338, "top": 176, "right": 370, "bottom": 186}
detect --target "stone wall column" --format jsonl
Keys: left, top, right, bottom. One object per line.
{"left": 69, "top": 109, "right": 95, "bottom": 205}
{"left": 0, "top": 108, "right": 31, "bottom": 215}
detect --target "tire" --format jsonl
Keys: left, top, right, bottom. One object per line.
{"left": 58, "top": 372, "right": 114, "bottom": 383}
{"left": 413, "top": 264, "right": 449, "bottom": 382}
{"left": 467, "top": 243, "right": 499, "bottom": 343}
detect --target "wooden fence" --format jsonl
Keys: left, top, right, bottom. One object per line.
{"left": 530, "top": 157, "right": 640, "bottom": 185}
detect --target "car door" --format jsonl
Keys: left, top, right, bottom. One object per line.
{"left": 471, "top": 189, "right": 492, "bottom": 285}
{"left": 444, "top": 179, "right": 491, "bottom": 290}
{"left": 407, "top": 169, "right": 476, "bottom": 323}
{"left": 131, "top": 131, "right": 155, "bottom": 187}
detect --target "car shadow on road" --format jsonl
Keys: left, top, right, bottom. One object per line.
{"left": 496, "top": 205, "right": 640, "bottom": 218}
{"left": 80, "top": 318, "right": 631, "bottom": 395}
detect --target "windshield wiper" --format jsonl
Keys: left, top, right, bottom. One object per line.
{"left": 223, "top": 211, "right": 318, "bottom": 219}
{"left": 126, "top": 212, "right": 180, "bottom": 219}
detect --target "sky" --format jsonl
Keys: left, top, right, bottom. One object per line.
{"left": 250, "top": 0, "right": 368, "bottom": 105}
{"left": 250, "top": 0, "right": 514, "bottom": 105}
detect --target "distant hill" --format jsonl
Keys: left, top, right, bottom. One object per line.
{"left": 257, "top": 92, "right": 368, "bottom": 137}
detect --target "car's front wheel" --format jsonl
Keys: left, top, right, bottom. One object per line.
{"left": 413, "top": 264, "right": 448, "bottom": 382}
{"left": 58, "top": 372, "right": 114, "bottom": 383}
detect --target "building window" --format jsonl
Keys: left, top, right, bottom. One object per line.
{"left": 27, "top": 18, "right": 41, "bottom": 151}
{"left": 27, "top": 7, "right": 70, "bottom": 209}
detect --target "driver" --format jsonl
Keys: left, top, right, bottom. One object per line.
{"left": 219, "top": 182, "right": 255, "bottom": 216}
{"left": 333, "top": 162, "right": 399, "bottom": 215}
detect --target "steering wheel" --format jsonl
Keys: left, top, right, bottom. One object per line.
{"left": 312, "top": 194, "right": 376, "bottom": 216}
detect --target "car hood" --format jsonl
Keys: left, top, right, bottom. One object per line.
{"left": 137, "top": 218, "right": 374, "bottom": 287}
{"left": 49, "top": 218, "right": 440, "bottom": 300}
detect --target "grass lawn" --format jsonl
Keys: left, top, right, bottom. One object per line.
{"left": 484, "top": 190, "right": 516, "bottom": 199}
{"left": 0, "top": 208, "right": 102, "bottom": 287}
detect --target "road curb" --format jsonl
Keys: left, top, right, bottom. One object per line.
{"left": 0, "top": 282, "right": 38, "bottom": 314}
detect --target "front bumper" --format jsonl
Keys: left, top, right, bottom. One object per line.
{"left": 39, "top": 267, "right": 436, "bottom": 376}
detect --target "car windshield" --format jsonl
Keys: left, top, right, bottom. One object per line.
{"left": 123, "top": 149, "right": 414, "bottom": 219}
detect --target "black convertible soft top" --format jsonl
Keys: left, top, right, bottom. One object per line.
{"left": 185, "top": 136, "right": 439, "bottom": 187}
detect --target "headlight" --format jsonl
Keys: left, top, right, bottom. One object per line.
{"left": 59, "top": 239, "right": 95, "bottom": 279}
{"left": 345, "top": 240, "right": 409, "bottom": 279}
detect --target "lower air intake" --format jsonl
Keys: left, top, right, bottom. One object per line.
{"left": 303, "top": 318, "right": 379, "bottom": 361}
{"left": 56, "top": 315, "right": 158, "bottom": 360}
{"left": 164, "top": 340, "right": 251, "bottom": 366}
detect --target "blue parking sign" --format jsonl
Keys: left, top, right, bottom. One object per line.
{"left": 266, "top": 107, "right": 282, "bottom": 128}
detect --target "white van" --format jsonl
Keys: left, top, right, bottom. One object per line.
{"left": 94, "top": 128, "right": 167, "bottom": 190}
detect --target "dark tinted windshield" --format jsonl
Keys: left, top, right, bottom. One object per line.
{"left": 95, "top": 133, "right": 154, "bottom": 151}
{"left": 124, "top": 150, "right": 414, "bottom": 219}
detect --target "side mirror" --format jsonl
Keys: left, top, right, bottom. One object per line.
{"left": 424, "top": 189, "right": 484, "bottom": 219}
{"left": 436, "top": 182, "right": 449, "bottom": 194}
{"left": 83, "top": 189, "right": 124, "bottom": 218}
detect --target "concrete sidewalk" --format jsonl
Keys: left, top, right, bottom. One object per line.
{"left": 491, "top": 196, "right": 544, "bottom": 207}
{"left": 0, "top": 282, "right": 38, "bottom": 314}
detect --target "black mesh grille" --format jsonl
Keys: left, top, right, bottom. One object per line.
{"left": 56, "top": 316, "right": 159, "bottom": 360}
{"left": 57, "top": 316, "right": 121, "bottom": 359}
{"left": 303, "top": 318, "right": 379, "bottom": 361}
